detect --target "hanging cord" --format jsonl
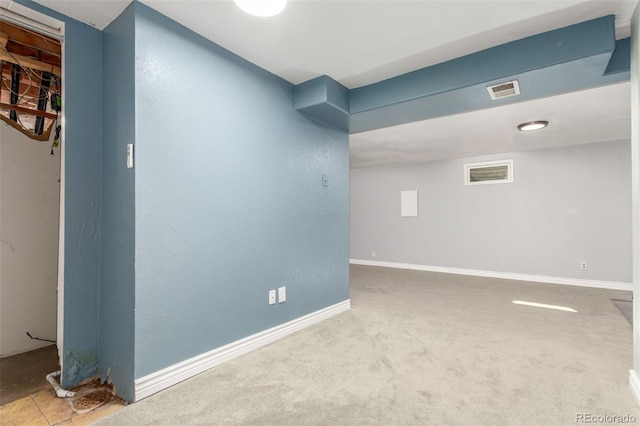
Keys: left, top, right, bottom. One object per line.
{"left": 50, "top": 77, "right": 61, "bottom": 155}
{"left": 26, "top": 331, "right": 56, "bottom": 343}
{"left": 50, "top": 124, "right": 60, "bottom": 155}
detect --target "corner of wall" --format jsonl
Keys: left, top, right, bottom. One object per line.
{"left": 629, "top": 0, "right": 640, "bottom": 383}
{"left": 98, "top": 1, "right": 137, "bottom": 402}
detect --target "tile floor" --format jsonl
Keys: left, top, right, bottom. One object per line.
{"left": 0, "top": 387, "right": 124, "bottom": 425}
{"left": 0, "top": 345, "right": 59, "bottom": 406}
{"left": 0, "top": 346, "right": 123, "bottom": 425}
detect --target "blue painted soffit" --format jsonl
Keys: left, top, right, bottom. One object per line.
{"left": 294, "top": 15, "right": 630, "bottom": 134}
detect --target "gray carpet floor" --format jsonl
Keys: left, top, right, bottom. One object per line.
{"left": 94, "top": 265, "right": 640, "bottom": 425}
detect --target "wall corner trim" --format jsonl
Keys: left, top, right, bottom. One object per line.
{"left": 134, "top": 300, "right": 351, "bottom": 401}
{"left": 629, "top": 370, "right": 640, "bottom": 407}
{"left": 349, "top": 259, "right": 632, "bottom": 291}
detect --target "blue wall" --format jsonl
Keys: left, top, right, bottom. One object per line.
{"left": 132, "top": 3, "right": 349, "bottom": 377}
{"left": 296, "top": 17, "right": 630, "bottom": 133}
{"left": 100, "top": 4, "right": 136, "bottom": 401}
{"left": 16, "top": 0, "right": 103, "bottom": 387}
{"left": 17, "top": 0, "right": 349, "bottom": 397}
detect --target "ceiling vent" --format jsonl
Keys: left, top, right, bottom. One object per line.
{"left": 487, "top": 80, "right": 520, "bottom": 100}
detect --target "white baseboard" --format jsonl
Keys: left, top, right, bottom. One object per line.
{"left": 134, "top": 300, "right": 351, "bottom": 401}
{"left": 349, "top": 259, "right": 632, "bottom": 291}
{"left": 630, "top": 370, "right": 640, "bottom": 407}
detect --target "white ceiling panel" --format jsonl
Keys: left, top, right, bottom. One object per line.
{"left": 350, "top": 82, "right": 631, "bottom": 168}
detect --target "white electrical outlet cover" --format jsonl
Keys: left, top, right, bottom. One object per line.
{"left": 278, "top": 286, "right": 286, "bottom": 303}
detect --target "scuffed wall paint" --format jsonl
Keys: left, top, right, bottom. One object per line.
{"left": 63, "top": 350, "right": 98, "bottom": 379}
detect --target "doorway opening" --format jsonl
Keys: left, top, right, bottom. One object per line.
{"left": 0, "top": 3, "right": 64, "bottom": 405}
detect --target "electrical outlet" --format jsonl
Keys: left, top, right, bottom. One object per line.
{"left": 278, "top": 286, "right": 286, "bottom": 303}
{"left": 268, "top": 290, "right": 276, "bottom": 305}
{"left": 580, "top": 261, "right": 588, "bottom": 270}
{"left": 371, "top": 250, "right": 376, "bottom": 257}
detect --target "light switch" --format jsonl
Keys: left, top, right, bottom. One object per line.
{"left": 126, "top": 144, "right": 134, "bottom": 169}
{"left": 322, "top": 174, "right": 328, "bottom": 187}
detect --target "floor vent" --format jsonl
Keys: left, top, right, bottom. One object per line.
{"left": 487, "top": 80, "right": 520, "bottom": 100}
{"left": 72, "top": 389, "right": 112, "bottom": 414}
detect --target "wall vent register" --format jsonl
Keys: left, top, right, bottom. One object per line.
{"left": 486, "top": 80, "right": 520, "bottom": 100}
{"left": 464, "top": 159, "right": 513, "bottom": 185}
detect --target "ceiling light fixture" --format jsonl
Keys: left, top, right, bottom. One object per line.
{"left": 517, "top": 120, "right": 549, "bottom": 131}
{"left": 234, "top": 0, "right": 287, "bottom": 17}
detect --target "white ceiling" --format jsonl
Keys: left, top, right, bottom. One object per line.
{"left": 29, "top": 0, "right": 638, "bottom": 168}
{"left": 350, "top": 82, "right": 631, "bottom": 168}
{"left": 32, "top": 0, "right": 637, "bottom": 88}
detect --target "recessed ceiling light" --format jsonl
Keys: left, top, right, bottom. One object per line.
{"left": 234, "top": 0, "right": 287, "bottom": 17}
{"left": 517, "top": 121, "right": 549, "bottom": 131}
